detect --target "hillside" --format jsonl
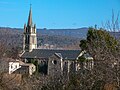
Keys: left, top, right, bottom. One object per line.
{"left": 0, "top": 27, "right": 89, "bottom": 50}
{"left": 38, "top": 27, "right": 88, "bottom": 39}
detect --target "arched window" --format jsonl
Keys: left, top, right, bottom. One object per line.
{"left": 52, "top": 60, "right": 57, "bottom": 65}
{"left": 65, "top": 62, "right": 67, "bottom": 65}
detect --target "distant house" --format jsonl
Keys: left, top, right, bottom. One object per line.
{"left": 9, "top": 60, "right": 21, "bottom": 74}
{"left": 0, "top": 58, "right": 36, "bottom": 75}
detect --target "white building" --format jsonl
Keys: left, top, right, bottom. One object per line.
{"left": 9, "top": 60, "right": 21, "bottom": 74}
{"left": 8, "top": 59, "right": 36, "bottom": 75}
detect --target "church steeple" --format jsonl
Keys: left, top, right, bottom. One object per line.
{"left": 23, "top": 5, "right": 37, "bottom": 52}
{"left": 27, "top": 5, "right": 32, "bottom": 26}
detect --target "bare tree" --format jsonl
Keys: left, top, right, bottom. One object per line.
{"left": 102, "top": 10, "right": 119, "bottom": 32}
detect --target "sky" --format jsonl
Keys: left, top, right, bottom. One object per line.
{"left": 0, "top": 0, "right": 120, "bottom": 29}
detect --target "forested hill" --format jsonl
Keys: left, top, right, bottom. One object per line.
{"left": 0, "top": 27, "right": 119, "bottom": 50}
{"left": 0, "top": 27, "right": 89, "bottom": 50}
{"left": 0, "top": 27, "right": 88, "bottom": 38}
{"left": 37, "top": 27, "right": 88, "bottom": 38}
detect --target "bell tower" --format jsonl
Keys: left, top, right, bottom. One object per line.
{"left": 23, "top": 6, "right": 37, "bottom": 52}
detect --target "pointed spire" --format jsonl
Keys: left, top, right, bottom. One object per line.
{"left": 27, "top": 4, "right": 32, "bottom": 26}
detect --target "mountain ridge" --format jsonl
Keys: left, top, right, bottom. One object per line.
{"left": 0, "top": 27, "right": 88, "bottom": 39}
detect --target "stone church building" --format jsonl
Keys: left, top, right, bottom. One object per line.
{"left": 21, "top": 7, "right": 93, "bottom": 76}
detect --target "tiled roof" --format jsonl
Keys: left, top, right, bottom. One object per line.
{"left": 21, "top": 49, "right": 81, "bottom": 60}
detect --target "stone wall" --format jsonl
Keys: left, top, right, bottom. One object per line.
{"left": 48, "top": 54, "right": 63, "bottom": 77}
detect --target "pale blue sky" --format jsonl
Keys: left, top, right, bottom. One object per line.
{"left": 0, "top": 0, "right": 120, "bottom": 29}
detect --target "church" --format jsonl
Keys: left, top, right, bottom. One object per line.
{"left": 21, "top": 7, "right": 93, "bottom": 76}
